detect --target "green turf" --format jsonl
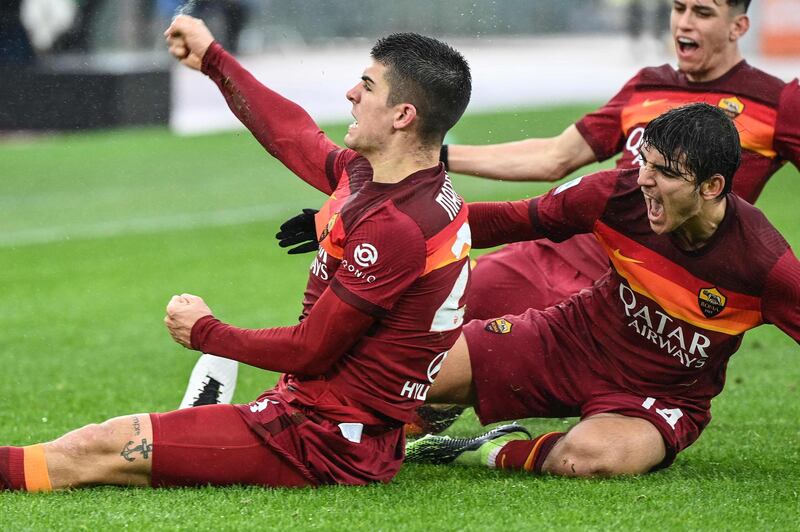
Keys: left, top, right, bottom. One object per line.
{"left": 1, "top": 104, "right": 798, "bottom": 531}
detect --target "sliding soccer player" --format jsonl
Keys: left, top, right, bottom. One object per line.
{"left": 406, "top": 104, "right": 800, "bottom": 476}
{"left": 0, "top": 17, "right": 472, "bottom": 491}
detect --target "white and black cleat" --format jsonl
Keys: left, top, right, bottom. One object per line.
{"left": 179, "top": 354, "right": 238, "bottom": 409}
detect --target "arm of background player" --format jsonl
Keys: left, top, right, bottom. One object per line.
{"left": 774, "top": 79, "right": 800, "bottom": 172}
{"left": 190, "top": 288, "right": 374, "bottom": 376}
{"left": 761, "top": 249, "right": 800, "bottom": 344}
{"left": 201, "top": 42, "right": 339, "bottom": 194}
{"left": 467, "top": 199, "right": 542, "bottom": 247}
{"left": 467, "top": 170, "right": 616, "bottom": 248}
{"left": 446, "top": 125, "right": 596, "bottom": 182}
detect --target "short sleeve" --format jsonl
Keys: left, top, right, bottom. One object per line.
{"left": 774, "top": 79, "right": 800, "bottom": 169}
{"left": 531, "top": 169, "right": 619, "bottom": 242}
{"left": 330, "top": 211, "right": 426, "bottom": 318}
{"left": 575, "top": 71, "right": 642, "bottom": 162}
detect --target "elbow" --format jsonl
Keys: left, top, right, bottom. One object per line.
{"left": 544, "top": 158, "right": 574, "bottom": 182}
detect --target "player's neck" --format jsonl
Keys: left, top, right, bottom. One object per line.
{"left": 673, "top": 196, "right": 728, "bottom": 251}
{"left": 366, "top": 143, "right": 440, "bottom": 184}
{"left": 685, "top": 50, "right": 743, "bottom": 83}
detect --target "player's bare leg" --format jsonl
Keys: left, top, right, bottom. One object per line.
{"left": 45, "top": 414, "right": 154, "bottom": 488}
{"left": 402, "top": 334, "right": 474, "bottom": 437}
{"left": 541, "top": 413, "right": 665, "bottom": 476}
{"left": 425, "top": 334, "right": 475, "bottom": 405}
{"left": 0, "top": 415, "right": 153, "bottom": 491}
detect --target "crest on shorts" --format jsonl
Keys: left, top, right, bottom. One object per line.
{"left": 485, "top": 318, "right": 513, "bottom": 334}
{"left": 698, "top": 287, "right": 727, "bottom": 318}
{"left": 319, "top": 212, "right": 339, "bottom": 242}
{"left": 718, "top": 96, "right": 744, "bottom": 119}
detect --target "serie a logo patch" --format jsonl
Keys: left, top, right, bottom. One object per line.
{"left": 485, "top": 318, "right": 513, "bottom": 334}
{"left": 698, "top": 287, "right": 727, "bottom": 318}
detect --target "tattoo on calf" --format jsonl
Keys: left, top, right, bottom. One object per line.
{"left": 132, "top": 416, "right": 141, "bottom": 436}
{"left": 120, "top": 439, "right": 153, "bottom": 462}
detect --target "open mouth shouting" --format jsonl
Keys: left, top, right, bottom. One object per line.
{"left": 676, "top": 36, "right": 700, "bottom": 61}
{"left": 643, "top": 192, "right": 665, "bottom": 227}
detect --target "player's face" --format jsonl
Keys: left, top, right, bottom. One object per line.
{"left": 637, "top": 145, "right": 704, "bottom": 236}
{"left": 343, "top": 61, "right": 395, "bottom": 154}
{"left": 671, "top": 0, "right": 747, "bottom": 82}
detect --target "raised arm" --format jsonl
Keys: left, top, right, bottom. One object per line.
{"left": 445, "top": 124, "right": 596, "bottom": 182}
{"left": 165, "top": 16, "right": 339, "bottom": 194}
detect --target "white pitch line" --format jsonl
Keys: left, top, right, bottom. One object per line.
{"left": 0, "top": 204, "right": 291, "bottom": 248}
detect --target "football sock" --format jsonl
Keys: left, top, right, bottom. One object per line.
{"left": 494, "top": 432, "right": 565, "bottom": 473}
{"left": 0, "top": 445, "right": 52, "bottom": 492}
{"left": 453, "top": 430, "right": 530, "bottom": 468}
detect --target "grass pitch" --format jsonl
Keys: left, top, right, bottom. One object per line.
{"left": 1, "top": 104, "right": 798, "bottom": 531}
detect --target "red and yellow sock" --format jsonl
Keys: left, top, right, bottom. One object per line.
{"left": 495, "top": 432, "right": 564, "bottom": 474}
{"left": 0, "top": 445, "right": 52, "bottom": 492}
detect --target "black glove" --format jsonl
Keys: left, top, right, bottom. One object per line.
{"left": 276, "top": 208, "right": 319, "bottom": 254}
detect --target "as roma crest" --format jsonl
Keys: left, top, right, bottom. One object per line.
{"left": 698, "top": 287, "right": 727, "bottom": 318}
{"left": 718, "top": 96, "right": 744, "bottom": 119}
{"left": 319, "top": 212, "right": 339, "bottom": 242}
{"left": 485, "top": 318, "right": 513, "bottom": 334}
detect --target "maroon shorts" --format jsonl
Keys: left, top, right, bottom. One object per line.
{"left": 233, "top": 390, "right": 404, "bottom": 486}
{"left": 466, "top": 234, "right": 610, "bottom": 321}
{"left": 464, "top": 307, "right": 711, "bottom": 468}
{"left": 150, "top": 405, "right": 310, "bottom": 488}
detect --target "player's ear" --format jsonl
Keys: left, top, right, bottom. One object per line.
{"left": 393, "top": 103, "right": 417, "bottom": 131}
{"left": 700, "top": 174, "right": 726, "bottom": 200}
{"left": 730, "top": 13, "right": 749, "bottom": 42}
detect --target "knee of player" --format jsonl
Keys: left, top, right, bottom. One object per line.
{"left": 55, "top": 422, "right": 117, "bottom": 458}
{"left": 548, "top": 436, "right": 634, "bottom": 477}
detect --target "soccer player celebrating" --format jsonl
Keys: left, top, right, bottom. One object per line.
{"left": 406, "top": 103, "right": 800, "bottom": 476}
{"left": 250, "top": 0, "right": 800, "bottom": 436}
{"left": 0, "top": 17, "right": 472, "bottom": 491}
{"left": 446, "top": 0, "right": 800, "bottom": 321}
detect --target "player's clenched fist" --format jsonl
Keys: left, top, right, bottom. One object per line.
{"left": 164, "top": 293, "right": 213, "bottom": 348}
{"left": 164, "top": 15, "right": 215, "bottom": 71}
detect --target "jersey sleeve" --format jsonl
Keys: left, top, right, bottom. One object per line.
{"left": 531, "top": 170, "right": 618, "bottom": 242}
{"left": 574, "top": 70, "right": 642, "bottom": 162}
{"left": 468, "top": 170, "right": 617, "bottom": 248}
{"left": 774, "top": 79, "right": 800, "bottom": 170}
{"left": 190, "top": 287, "right": 375, "bottom": 375}
{"left": 326, "top": 148, "right": 361, "bottom": 190}
{"left": 761, "top": 248, "right": 800, "bottom": 343}
{"left": 329, "top": 212, "right": 426, "bottom": 318}
{"left": 201, "top": 42, "right": 340, "bottom": 194}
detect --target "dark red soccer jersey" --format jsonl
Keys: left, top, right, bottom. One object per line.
{"left": 575, "top": 61, "right": 800, "bottom": 203}
{"left": 200, "top": 42, "right": 472, "bottom": 425}
{"left": 474, "top": 168, "right": 800, "bottom": 403}
{"left": 292, "top": 151, "right": 472, "bottom": 424}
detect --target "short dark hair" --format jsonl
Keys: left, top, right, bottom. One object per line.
{"left": 371, "top": 33, "right": 471, "bottom": 145}
{"left": 724, "top": 0, "right": 750, "bottom": 13}
{"left": 641, "top": 103, "right": 741, "bottom": 196}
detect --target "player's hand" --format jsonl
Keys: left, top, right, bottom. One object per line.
{"left": 164, "top": 293, "right": 213, "bottom": 349}
{"left": 164, "top": 15, "right": 215, "bottom": 71}
{"left": 276, "top": 208, "right": 319, "bottom": 254}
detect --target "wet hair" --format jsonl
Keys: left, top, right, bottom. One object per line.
{"left": 371, "top": 33, "right": 471, "bottom": 145}
{"left": 641, "top": 103, "right": 741, "bottom": 196}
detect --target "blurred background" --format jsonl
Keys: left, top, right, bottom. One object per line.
{"left": 2, "top": 0, "right": 799, "bottom": 132}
